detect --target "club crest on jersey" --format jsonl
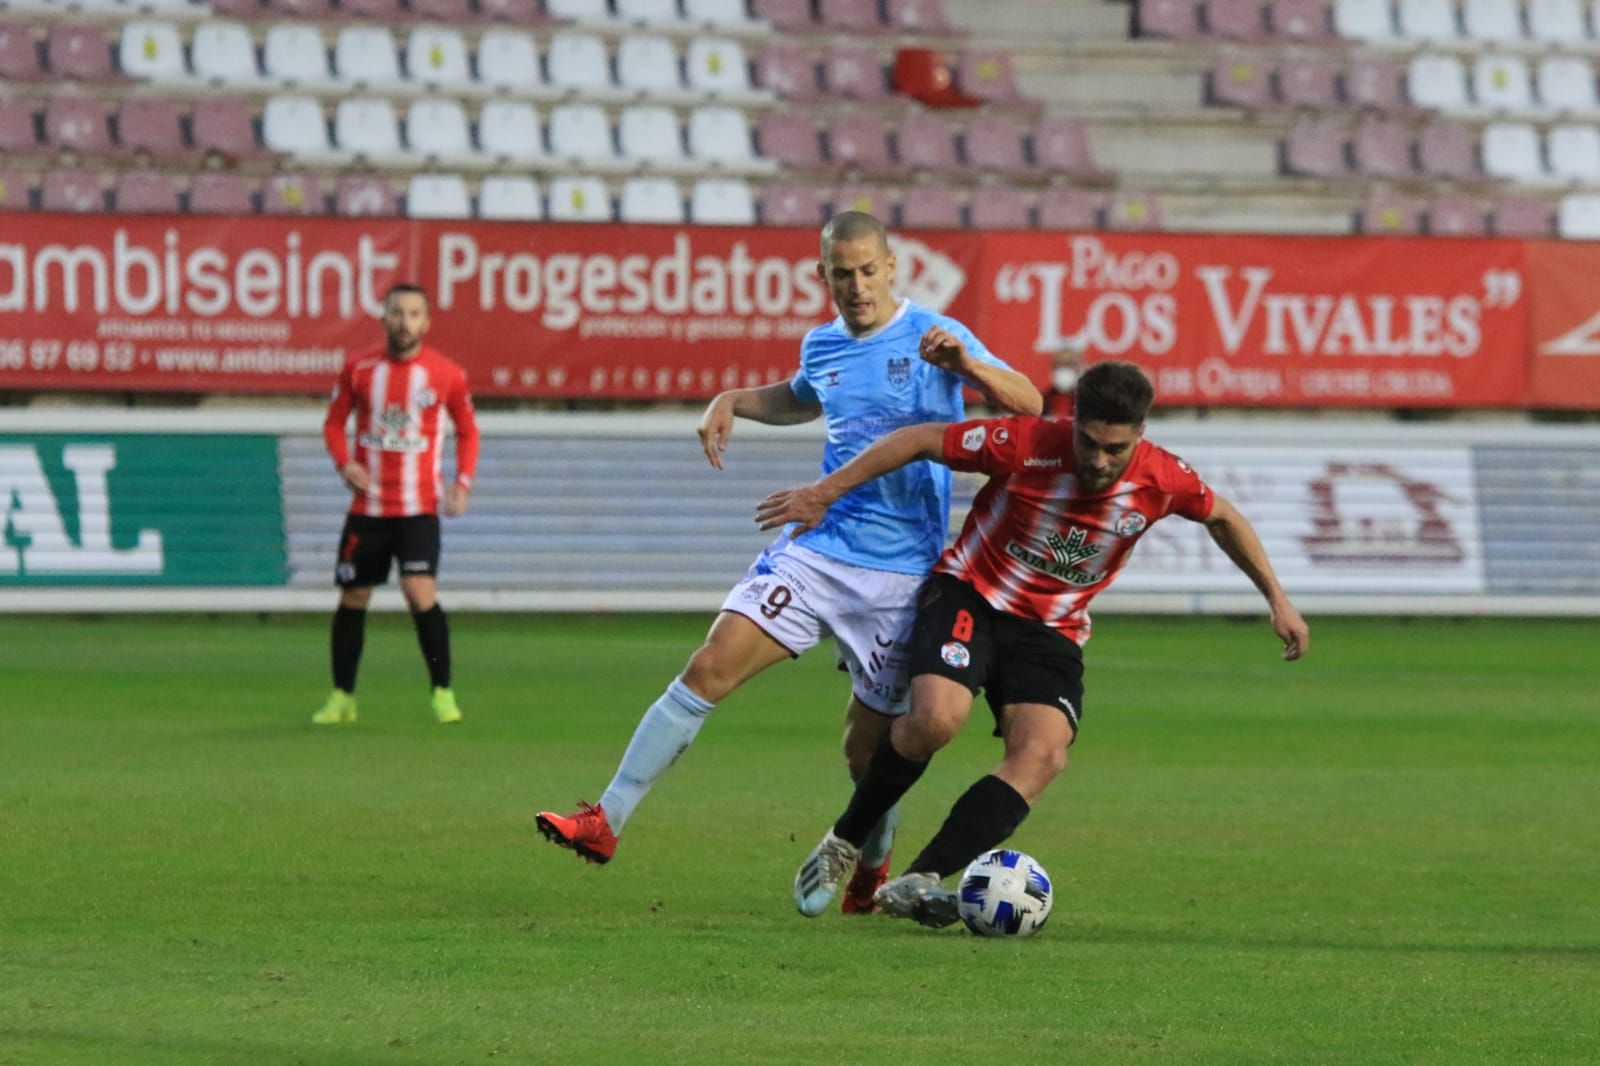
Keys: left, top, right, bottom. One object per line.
{"left": 886, "top": 356, "right": 912, "bottom": 386}
{"left": 940, "top": 641, "right": 971, "bottom": 669}
{"left": 415, "top": 386, "right": 438, "bottom": 409}
{"left": 961, "top": 426, "right": 987, "bottom": 451}
{"left": 1005, "top": 528, "right": 1104, "bottom": 586}
{"left": 358, "top": 404, "right": 427, "bottom": 452}
{"left": 1115, "top": 510, "right": 1149, "bottom": 536}
{"left": 993, "top": 426, "right": 1010, "bottom": 445}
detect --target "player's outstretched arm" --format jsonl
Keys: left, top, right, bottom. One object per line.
{"left": 918, "top": 326, "right": 1043, "bottom": 416}
{"left": 1203, "top": 494, "right": 1310, "bottom": 661}
{"left": 755, "top": 422, "right": 948, "bottom": 533}
{"left": 698, "top": 382, "right": 821, "bottom": 470}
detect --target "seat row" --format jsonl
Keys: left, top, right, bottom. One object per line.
{"left": 1142, "top": 0, "right": 1600, "bottom": 45}
{"left": 1284, "top": 114, "right": 1600, "bottom": 183}
{"left": 1357, "top": 190, "right": 1600, "bottom": 237}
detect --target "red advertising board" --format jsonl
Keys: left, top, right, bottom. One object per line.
{"left": 1524, "top": 240, "right": 1600, "bottom": 409}
{"left": 0, "top": 214, "right": 1547, "bottom": 407}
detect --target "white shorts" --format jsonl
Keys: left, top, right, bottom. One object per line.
{"left": 720, "top": 540, "right": 925, "bottom": 715}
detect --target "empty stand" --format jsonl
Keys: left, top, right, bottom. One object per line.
{"left": 1481, "top": 121, "right": 1545, "bottom": 182}
{"left": 900, "top": 185, "right": 964, "bottom": 228}
{"left": 885, "top": 0, "right": 959, "bottom": 35}
{"left": 119, "top": 20, "right": 186, "bottom": 83}
{"left": 1416, "top": 119, "right": 1479, "bottom": 180}
{"left": 619, "top": 176, "right": 686, "bottom": 222}
{"left": 617, "top": 36, "right": 683, "bottom": 97}
{"left": 408, "top": 98, "right": 478, "bottom": 164}
{"left": 335, "top": 175, "right": 401, "bottom": 217}
{"left": 477, "top": 30, "right": 543, "bottom": 92}
{"left": 896, "top": 112, "right": 963, "bottom": 176}
{"left": 547, "top": 175, "right": 613, "bottom": 221}
{"left": 1547, "top": 124, "right": 1600, "bottom": 182}
{"left": 1105, "top": 191, "right": 1163, "bottom": 230}
{"left": 1205, "top": 0, "right": 1270, "bottom": 40}
{"left": 478, "top": 175, "right": 543, "bottom": 220}
{"left": 1427, "top": 195, "right": 1487, "bottom": 236}
{"left": 191, "top": 21, "right": 262, "bottom": 86}
{"left": 832, "top": 183, "right": 896, "bottom": 219}
{"left": 1357, "top": 192, "right": 1425, "bottom": 234}
{"left": 41, "top": 169, "right": 105, "bottom": 212}
{"left": 406, "top": 173, "right": 473, "bottom": 218}
{"left": 264, "top": 25, "right": 333, "bottom": 87}
{"left": 112, "top": 170, "right": 181, "bottom": 213}
{"left": 46, "top": 24, "right": 120, "bottom": 83}
{"left": 1332, "top": 0, "right": 1396, "bottom": 40}
{"left": 334, "top": 98, "right": 407, "bottom": 163}
{"left": 759, "top": 182, "right": 826, "bottom": 226}
{"left": 1351, "top": 119, "right": 1414, "bottom": 179}
{"left": 689, "top": 177, "right": 755, "bottom": 223}
{"left": 478, "top": 99, "right": 546, "bottom": 161}
{"left": 1211, "top": 50, "right": 1273, "bottom": 110}
{"left": 188, "top": 172, "right": 257, "bottom": 215}
{"left": 969, "top": 184, "right": 1031, "bottom": 229}
{"left": 957, "top": 50, "right": 1027, "bottom": 105}
{"left": 963, "top": 113, "right": 1032, "bottom": 176}
{"left": 0, "top": 99, "right": 40, "bottom": 155}
{"left": 823, "top": 44, "right": 889, "bottom": 101}
{"left": 687, "top": 105, "right": 763, "bottom": 168}
{"left": 1284, "top": 117, "right": 1348, "bottom": 177}
{"left": 1031, "top": 116, "right": 1110, "bottom": 181}
{"left": 1492, "top": 196, "right": 1553, "bottom": 236}
{"left": 756, "top": 43, "right": 821, "bottom": 101}
{"left": 334, "top": 26, "right": 405, "bottom": 87}
{"left": 1139, "top": 0, "right": 1205, "bottom": 39}
{"left": 1407, "top": 53, "right": 1468, "bottom": 112}
{"left": 548, "top": 103, "right": 620, "bottom": 166}
{"left": 686, "top": 0, "right": 761, "bottom": 28}
{"left": 1397, "top": 0, "right": 1460, "bottom": 41}
{"left": 619, "top": 105, "right": 687, "bottom": 167}
{"left": 406, "top": 27, "right": 472, "bottom": 88}
{"left": 1036, "top": 186, "right": 1099, "bottom": 229}
{"left": 826, "top": 113, "right": 897, "bottom": 174}
{"left": 1462, "top": 0, "right": 1523, "bottom": 41}
{"left": 819, "top": 0, "right": 885, "bottom": 33}
{"left": 1557, "top": 194, "right": 1600, "bottom": 239}
{"left": 547, "top": 33, "right": 613, "bottom": 95}
{"left": 1266, "top": 0, "right": 1336, "bottom": 40}
{"left": 262, "top": 173, "right": 328, "bottom": 215}
{"left": 1536, "top": 57, "right": 1598, "bottom": 114}
{"left": 46, "top": 96, "right": 115, "bottom": 156}
{"left": 0, "top": 170, "right": 32, "bottom": 211}
{"left": 1472, "top": 54, "right": 1533, "bottom": 114}
{"left": 0, "top": 22, "right": 45, "bottom": 83}
{"left": 1276, "top": 51, "right": 1340, "bottom": 109}
{"left": 116, "top": 98, "right": 194, "bottom": 161}
{"left": 686, "top": 38, "right": 754, "bottom": 98}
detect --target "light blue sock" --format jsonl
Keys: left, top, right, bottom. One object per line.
{"left": 599, "top": 677, "right": 714, "bottom": 835}
{"left": 861, "top": 802, "right": 900, "bottom": 868}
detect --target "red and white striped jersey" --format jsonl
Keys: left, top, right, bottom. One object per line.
{"left": 936, "top": 416, "right": 1214, "bottom": 645}
{"left": 323, "top": 346, "right": 480, "bottom": 518}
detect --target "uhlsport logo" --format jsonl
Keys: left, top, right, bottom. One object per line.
{"left": 1, "top": 444, "right": 163, "bottom": 575}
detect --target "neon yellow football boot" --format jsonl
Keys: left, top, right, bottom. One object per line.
{"left": 432, "top": 687, "right": 462, "bottom": 724}
{"left": 311, "top": 690, "right": 357, "bottom": 725}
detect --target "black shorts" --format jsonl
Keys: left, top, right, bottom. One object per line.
{"left": 334, "top": 514, "right": 441, "bottom": 587}
{"left": 906, "top": 572, "right": 1085, "bottom": 737}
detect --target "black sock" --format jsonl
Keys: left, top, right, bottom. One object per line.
{"left": 411, "top": 604, "right": 451, "bottom": 689}
{"left": 331, "top": 606, "right": 366, "bottom": 693}
{"left": 832, "top": 735, "right": 930, "bottom": 847}
{"left": 907, "top": 775, "right": 1031, "bottom": 879}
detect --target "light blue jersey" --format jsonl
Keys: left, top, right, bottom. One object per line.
{"left": 786, "top": 298, "right": 1014, "bottom": 576}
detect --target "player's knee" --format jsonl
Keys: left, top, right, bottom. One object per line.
{"left": 680, "top": 646, "right": 740, "bottom": 703}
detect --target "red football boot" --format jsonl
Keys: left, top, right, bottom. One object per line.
{"left": 535, "top": 801, "right": 618, "bottom": 865}
{"left": 840, "top": 854, "right": 891, "bottom": 914}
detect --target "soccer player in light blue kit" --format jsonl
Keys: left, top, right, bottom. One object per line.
{"left": 537, "top": 213, "right": 1041, "bottom": 910}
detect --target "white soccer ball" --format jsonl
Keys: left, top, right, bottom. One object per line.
{"left": 956, "top": 849, "right": 1053, "bottom": 938}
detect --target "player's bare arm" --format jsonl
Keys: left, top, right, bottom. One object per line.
{"left": 755, "top": 422, "right": 948, "bottom": 533}
{"left": 698, "top": 382, "right": 821, "bottom": 470}
{"left": 444, "top": 482, "right": 470, "bottom": 517}
{"left": 1203, "top": 494, "right": 1310, "bottom": 661}
{"left": 917, "top": 327, "right": 1043, "bottom": 416}
{"left": 340, "top": 462, "right": 370, "bottom": 493}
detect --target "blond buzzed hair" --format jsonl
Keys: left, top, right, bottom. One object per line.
{"left": 820, "top": 211, "right": 890, "bottom": 258}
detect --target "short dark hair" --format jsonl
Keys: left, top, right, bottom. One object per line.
{"left": 820, "top": 211, "right": 890, "bottom": 258}
{"left": 1074, "top": 361, "right": 1153, "bottom": 425}
{"left": 384, "top": 283, "right": 429, "bottom": 307}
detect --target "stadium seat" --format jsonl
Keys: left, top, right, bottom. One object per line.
{"left": 619, "top": 176, "right": 686, "bottom": 222}
{"left": 1345, "top": 54, "right": 1409, "bottom": 112}
{"left": 408, "top": 98, "right": 478, "bottom": 164}
{"left": 1481, "top": 121, "right": 1546, "bottom": 181}
{"left": 1105, "top": 192, "right": 1163, "bottom": 231}
{"left": 187, "top": 172, "right": 257, "bottom": 215}
{"left": 1397, "top": 0, "right": 1460, "bottom": 40}
{"left": 414, "top": 0, "right": 477, "bottom": 22}
{"left": 751, "top": 0, "right": 816, "bottom": 31}
{"left": 1407, "top": 53, "right": 1469, "bottom": 112}
{"left": 479, "top": 0, "right": 549, "bottom": 22}
{"left": 1357, "top": 192, "right": 1425, "bottom": 234}
{"left": 335, "top": 27, "right": 403, "bottom": 87}
{"left": 0, "top": 22, "right": 44, "bottom": 83}
{"left": 687, "top": 105, "right": 760, "bottom": 167}
{"left": 1491, "top": 195, "right": 1553, "bottom": 235}
{"left": 756, "top": 43, "right": 820, "bottom": 101}
{"left": 1283, "top": 117, "right": 1348, "bottom": 176}
{"left": 689, "top": 176, "right": 755, "bottom": 223}
{"left": 758, "top": 182, "right": 826, "bottom": 226}
{"left": 45, "top": 97, "right": 114, "bottom": 156}
{"left": 112, "top": 170, "right": 180, "bottom": 213}
{"left": 1528, "top": 0, "right": 1586, "bottom": 42}
{"left": 1138, "top": 0, "right": 1205, "bottom": 39}
{"left": 211, "top": 0, "right": 265, "bottom": 15}
{"left": 477, "top": 31, "right": 543, "bottom": 92}
{"left": 617, "top": 35, "right": 683, "bottom": 96}
{"left": 266, "top": 0, "right": 333, "bottom": 16}
{"left": 263, "top": 25, "right": 332, "bottom": 87}
{"left": 1265, "top": 0, "right": 1335, "bottom": 39}
{"left": 964, "top": 113, "right": 1033, "bottom": 176}
{"left": 0, "top": 98, "right": 40, "bottom": 155}
{"left": 1036, "top": 186, "right": 1099, "bottom": 229}
{"left": 1331, "top": 0, "right": 1396, "bottom": 39}
{"left": 818, "top": 0, "right": 884, "bottom": 32}
{"left": 832, "top": 183, "right": 896, "bottom": 219}
{"left": 1417, "top": 119, "right": 1480, "bottom": 179}
{"left": 46, "top": 24, "right": 120, "bottom": 82}
{"left": 1031, "top": 116, "right": 1110, "bottom": 181}
{"left": 335, "top": 98, "right": 407, "bottom": 163}
{"left": 885, "top": 0, "right": 959, "bottom": 35}
{"left": 1276, "top": 51, "right": 1340, "bottom": 109}
{"left": 547, "top": 175, "right": 613, "bottom": 221}
{"left": 1473, "top": 54, "right": 1533, "bottom": 113}
{"left": 900, "top": 186, "right": 964, "bottom": 229}
{"left": 118, "top": 20, "right": 186, "bottom": 83}
{"left": 548, "top": 103, "right": 618, "bottom": 165}
{"left": 826, "top": 113, "right": 896, "bottom": 174}
{"left": 547, "top": 33, "right": 613, "bottom": 94}
{"left": 406, "top": 27, "right": 472, "bottom": 88}
{"left": 895, "top": 112, "right": 962, "bottom": 176}
{"left": 618, "top": 105, "right": 687, "bottom": 166}
{"left": 969, "top": 185, "right": 1031, "bottom": 229}
{"left": 477, "top": 175, "right": 543, "bottom": 219}
{"left": 1351, "top": 119, "right": 1414, "bottom": 178}
{"left": 335, "top": 176, "right": 400, "bottom": 218}
{"left": 1557, "top": 193, "right": 1600, "bottom": 237}
{"left": 40, "top": 169, "right": 105, "bottom": 212}
{"left": 0, "top": 169, "right": 32, "bottom": 211}
{"left": 1547, "top": 124, "right": 1600, "bottom": 181}
{"left": 478, "top": 99, "right": 546, "bottom": 161}
{"left": 262, "top": 173, "right": 328, "bottom": 215}
{"left": 1426, "top": 194, "right": 1487, "bottom": 235}
{"left": 546, "top": 0, "right": 611, "bottom": 19}
{"left": 406, "top": 173, "right": 472, "bottom": 218}
{"left": 343, "top": 0, "right": 406, "bottom": 17}
{"left": 823, "top": 45, "right": 889, "bottom": 101}
{"left": 1462, "top": 0, "right": 1524, "bottom": 41}
{"left": 1210, "top": 50, "right": 1274, "bottom": 109}
{"left": 116, "top": 98, "right": 194, "bottom": 161}
{"left": 755, "top": 112, "right": 823, "bottom": 169}
{"left": 1205, "top": 0, "right": 1269, "bottom": 40}
{"left": 618, "top": 0, "right": 684, "bottom": 24}
{"left": 1536, "top": 57, "right": 1598, "bottom": 114}
{"left": 192, "top": 99, "right": 268, "bottom": 163}
{"left": 190, "top": 21, "right": 261, "bottom": 86}
{"left": 686, "top": 0, "right": 759, "bottom": 27}
{"left": 686, "top": 37, "right": 752, "bottom": 97}
{"left": 957, "top": 50, "right": 1027, "bottom": 105}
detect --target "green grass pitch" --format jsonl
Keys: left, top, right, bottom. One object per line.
{"left": 2, "top": 613, "right": 1597, "bottom": 1064}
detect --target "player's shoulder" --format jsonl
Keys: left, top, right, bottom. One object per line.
{"left": 905, "top": 301, "right": 974, "bottom": 336}
{"left": 345, "top": 348, "right": 385, "bottom": 373}
{"left": 1135, "top": 437, "right": 1204, "bottom": 487}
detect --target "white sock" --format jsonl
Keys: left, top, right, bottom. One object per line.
{"left": 861, "top": 802, "right": 900, "bottom": 868}
{"left": 598, "top": 677, "right": 714, "bottom": 835}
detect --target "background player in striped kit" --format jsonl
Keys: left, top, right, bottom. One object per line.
{"left": 536, "top": 212, "right": 1042, "bottom": 911}
{"left": 312, "top": 283, "right": 480, "bottom": 726}
{"left": 761, "top": 361, "right": 1310, "bottom": 926}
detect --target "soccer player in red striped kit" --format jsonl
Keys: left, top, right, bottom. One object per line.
{"left": 312, "top": 283, "right": 480, "bottom": 726}
{"left": 761, "top": 360, "right": 1310, "bottom": 926}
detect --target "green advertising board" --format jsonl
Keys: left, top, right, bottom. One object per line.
{"left": 1, "top": 434, "right": 286, "bottom": 586}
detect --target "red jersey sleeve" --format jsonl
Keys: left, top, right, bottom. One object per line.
{"left": 322, "top": 362, "right": 356, "bottom": 470}
{"left": 940, "top": 416, "right": 1035, "bottom": 474}
{"left": 1147, "top": 445, "right": 1215, "bottom": 521}
{"left": 446, "top": 367, "right": 480, "bottom": 488}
